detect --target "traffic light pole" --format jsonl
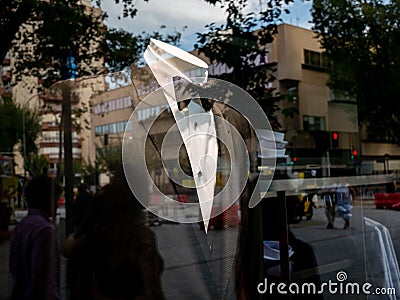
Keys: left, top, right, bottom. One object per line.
{"left": 324, "top": 150, "right": 331, "bottom": 177}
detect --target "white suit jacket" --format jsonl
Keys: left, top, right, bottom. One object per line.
{"left": 138, "top": 89, "right": 264, "bottom": 300}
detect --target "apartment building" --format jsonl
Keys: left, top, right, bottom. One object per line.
{"left": 91, "top": 70, "right": 184, "bottom": 188}
{"left": 265, "top": 24, "right": 400, "bottom": 175}
{"left": 90, "top": 80, "right": 137, "bottom": 161}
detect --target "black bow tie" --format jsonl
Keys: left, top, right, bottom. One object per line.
{"left": 173, "top": 76, "right": 213, "bottom": 112}
{"left": 177, "top": 98, "right": 214, "bottom": 112}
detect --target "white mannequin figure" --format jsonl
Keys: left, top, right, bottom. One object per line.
{"left": 144, "top": 39, "right": 218, "bottom": 232}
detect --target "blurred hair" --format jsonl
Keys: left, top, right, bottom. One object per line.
{"left": 88, "top": 167, "right": 161, "bottom": 300}
{"left": 25, "top": 175, "right": 62, "bottom": 210}
{"left": 77, "top": 183, "right": 89, "bottom": 194}
{"left": 94, "top": 167, "right": 144, "bottom": 228}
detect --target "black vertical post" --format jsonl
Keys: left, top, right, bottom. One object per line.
{"left": 277, "top": 190, "right": 290, "bottom": 282}
{"left": 61, "top": 81, "right": 74, "bottom": 237}
{"left": 57, "top": 115, "right": 63, "bottom": 182}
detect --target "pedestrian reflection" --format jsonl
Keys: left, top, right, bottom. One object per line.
{"left": 321, "top": 179, "right": 355, "bottom": 230}
{"left": 10, "top": 175, "right": 63, "bottom": 300}
{"left": 336, "top": 181, "right": 354, "bottom": 229}
{"left": 262, "top": 196, "right": 323, "bottom": 299}
{"left": 63, "top": 168, "right": 164, "bottom": 299}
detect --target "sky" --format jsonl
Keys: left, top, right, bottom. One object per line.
{"left": 102, "top": 0, "right": 313, "bottom": 51}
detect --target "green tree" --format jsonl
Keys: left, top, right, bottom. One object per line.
{"left": 96, "top": 144, "right": 123, "bottom": 175}
{"left": 81, "top": 159, "right": 104, "bottom": 186}
{"left": 104, "top": 26, "right": 184, "bottom": 73}
{"left": 11, "top": 0, "right": 104, "bottom": 88}
{"left": 1, "top": 0, "right": 183, "bottom": 87}
{"left": 25, "top": 153, "right": 49, "bottom": 177}
{"left": 0, "top": 97, "right": 40, "bottom": 154}
{"left": 0, "top": 0, "right": 150, "bottom": 64}
{"left": 311, "top": 0, "right": 400, "bottom": 143}
{"left": 4, "top": 1, "right": 171, "bottom": 89}
{"left": 196, "top": 0, "right": 295, "bottom": 129}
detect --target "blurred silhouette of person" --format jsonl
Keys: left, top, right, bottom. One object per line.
{"left": 72, "top": 183, "right": 94, "bottom": 231}
{"left": 386, "top": 171, "right": 397, "bottom": 193}
{"left": 63, "top": 167, "right": 164, "bottom": 300}
{"left": 322, "top": 185, "right": 337, "bottom": 229}
{"left": 262, "top": 196, "right": 322, "bottom": 299}
{"left": 9, "top": 175, "right": 62, "bottom": 300}
{"left": 67, "top": 183, "right": 94, "bottom": 299}
{"left": 336, "top": 181, "right": 354, "bottom": 229}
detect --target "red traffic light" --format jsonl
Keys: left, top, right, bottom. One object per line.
{"left": 293, "top": 157, "right": 297, "bottom": 162}
{"left": 352, "top": 148, "right": 358, "bottom": 156}
{"left": 331, "top": 132, "right": 339, "bottom": 148}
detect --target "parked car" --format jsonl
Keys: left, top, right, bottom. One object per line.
{"left": 374, "top": 193, "right": 400, "bottom": 209}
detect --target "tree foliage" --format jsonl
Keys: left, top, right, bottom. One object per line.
{"left": 105, "top": 26, "right": 185, "bottom": 73}
{"left": 25, "top": 153, "right": 49, "bottom": 177}
{"left": 80, "top": 159, "right": 104, "bottom": 186}
{"left": 103, "top": 28, "right": 141, "bottom": 74}
{"left": 10, "top": 0, "right": 105, "bottom": 89}
{"left": 1, "top": 0, "right": 185, "bottom": 94}
{"left": 0, "top": 0, "right": 150, "bottom": 64}
{"left": 96, "top": 144, "right": 122, "bottom": 174}
{"left": 196, "top": 0, "right": 294, "bottom": 129}
{"left": 0, "top": 97, "right": 40, "bottom": 154}
{"left": 312, "top": 0, "right": 400, "bottom": 143}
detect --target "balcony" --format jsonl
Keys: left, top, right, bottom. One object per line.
{"left": 1, "top": 71, "right": 12, "bottom": 83}
{"left": 40, "top": 122, "right": 60, "bottom": 130}
{"left": 2, "top": 58, "right": 10, "bottom": 65}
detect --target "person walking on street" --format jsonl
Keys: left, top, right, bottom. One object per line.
{"left": 9, "top": 175, "right": 62, "bottom": 300}
{"left": 336, "top": 181, "right": 354, "bottom": 229}
{"left": 322, "top": 186, "right": 336, "bottom": 229}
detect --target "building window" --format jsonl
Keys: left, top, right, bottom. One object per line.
{"left": 304, "top": 49, "right": 331, "bottom": 69}
{"left": 95, "top": 121, "right": 129, "bottom": 136}
{"left": 110, "top": 123, "right": 117, "bottom": 134}
{"left": 116, "top": 99, "right": 121, "bottom": 110}
{"left": 124, "top": 96, "right": 131, "bottom": 108}
{"left": 94, "top": 96, "right": 132, "bottom": 115}
{"left": 109, "top": 100, "right": 115, "bottom": 111}
{"left": 303, "top": 115, "right": 326, "bottom": 131}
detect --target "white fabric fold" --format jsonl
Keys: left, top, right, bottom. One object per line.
{"left": 144, "top": 39, "right": 217, "bottom": 232}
